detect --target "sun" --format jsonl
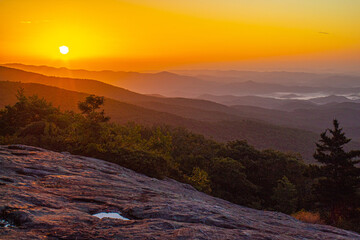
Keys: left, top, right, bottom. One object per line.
{"left": 59, "top": 46, "right": 69, "bottom": 55}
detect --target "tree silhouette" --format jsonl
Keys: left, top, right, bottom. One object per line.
{"left": 78, "top": 95, "right": 110, "bottom": 123}
{"left": 313, "top": 119, "right": 360, "bottom": 223}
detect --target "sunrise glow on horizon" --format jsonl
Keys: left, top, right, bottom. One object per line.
{"left": 0, "top": 0, "right": 359, "bottom": 72}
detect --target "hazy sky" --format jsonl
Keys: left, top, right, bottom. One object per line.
{"left": 0, "top": 0, "right": 359, "bottom": 72}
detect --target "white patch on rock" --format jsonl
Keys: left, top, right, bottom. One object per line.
{"left": 92, "top": 212, "right": 129, "bottom": 220}
{"left": 0, "top": 219, "right": 13, "bottom": 228}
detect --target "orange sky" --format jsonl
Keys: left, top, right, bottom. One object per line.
{"left": 0, "top": 0, "right": 359, "bottom": 73}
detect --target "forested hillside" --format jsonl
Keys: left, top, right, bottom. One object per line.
{"left": 0, "top": 81, "right": 319, "bottom": 161}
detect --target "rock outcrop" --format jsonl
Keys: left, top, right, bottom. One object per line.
{"left": 0, "top": 145, "right": 359, "bottom": 240}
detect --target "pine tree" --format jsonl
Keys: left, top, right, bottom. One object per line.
{"left": 313, "top": 119, "right": 360, "bottom": 223}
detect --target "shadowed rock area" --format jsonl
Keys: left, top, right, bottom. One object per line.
{"left": 0, "top": 145, "right": 359, "bottom": 240}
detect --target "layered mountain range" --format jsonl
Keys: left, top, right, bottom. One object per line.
{"left": 4, "top": 63, "right": 360, "bottom": 97}
{"left": 1, "top": 64, "right": 359, "bottom": 162}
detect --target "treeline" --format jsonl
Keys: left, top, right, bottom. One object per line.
{"left": 0, "top": 90, "right": 359, "bottom": 232}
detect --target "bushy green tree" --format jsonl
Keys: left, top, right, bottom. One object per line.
{"left": 0, "top": 89, "right": 58, "bottom": 135}
{"left": 220, "top": 140, "right": 308, "bottom": 210}
{"left": 210, "top": 157, "right": 258, "bottom": 206}
{"left": 271, "top": 176, "right": 298, "bottom": 214}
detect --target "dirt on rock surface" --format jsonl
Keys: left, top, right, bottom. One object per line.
{"left": 0, "top": 144, "right": 359, "bottom": 240}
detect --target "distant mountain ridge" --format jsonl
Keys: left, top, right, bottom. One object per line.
{"left": 198, "top": 94, "right": 318, "bottom": 110}
{"left": 2, "top": 63, "right": 218, "bottom": 97}
{"left": 0, "top": 66, "right": 245, "bottom": 120}
{"left": 198, "top": 94, "right": 360, "bottom": 142}
{"left": 174, "top": 69, "right": 360, "bottom": 88}
{"left": 198, "top": 94, "right": 360, "bottom": 110}
{"left": 4, "top": 63, "right": 360, "bottom": 97}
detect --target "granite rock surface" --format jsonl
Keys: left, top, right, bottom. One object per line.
{"left": 0, "top": 145, "right": 359, "bottom": 240}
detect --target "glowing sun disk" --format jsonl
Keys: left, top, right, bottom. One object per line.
{"left": 59, "top": 46, "right": 69, "bottom": 55}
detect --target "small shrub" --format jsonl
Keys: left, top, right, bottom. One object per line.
{"left": 186, "top": 167, "right": 212, "bottom": 194}
{"left": 292, "top": 210, "right": 324, "bottom": 224}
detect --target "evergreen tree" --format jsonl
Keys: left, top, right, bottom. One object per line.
{"left": 313, "top": 119, "right": 360, "bottom": 223}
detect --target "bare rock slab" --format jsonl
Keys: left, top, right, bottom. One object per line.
{"left": 0, "top": 145, "right": 359, "bottom": 240}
